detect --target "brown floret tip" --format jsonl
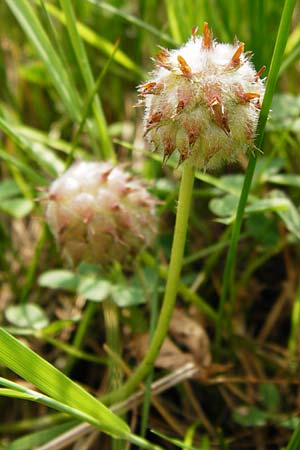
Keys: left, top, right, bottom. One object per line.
{"left": 202, "top": 22, "right": 212, "bottom": 49}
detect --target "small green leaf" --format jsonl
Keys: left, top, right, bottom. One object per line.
{"left": 0, "top": 179, "right": 20, "bottom": 200}
{"left": 219, "top": 174, "right": 245, "bottom": 191}
{"left": 269, "top": 93, "right": 300, "bottom": 132}
{"left": 209, "top": 194, "right": 239, "bottom": 218}
{"left": 268, "top": 174, "right": 300, "bottom": 188}
{"left": 38, "top": 270, "right": 79, "bottom": 291}
{"left": 111, "top": 285, "right": 145, "bottom": 307}
{"left": 260, "top": 383, "right": 280, "bottom": 412}
{"left": 232, "top": 406, "right": 268, "bottom": 427}
{"left": 246, "top": 196, "right": 290, "bottom": 214}
{"left": 5, "top": 305, "right": 49, "bottom": 330}
{"left": 0, "top": 198, "right": 33, "bottom": 218}
{"left": 281, "top": 416, "right": 300, "bottom": 430}
{"left": 270, "top": 190, "right": 300, "bottom": 240}
{"left": 78, "top": 277, "right": 112, "bottom": 301}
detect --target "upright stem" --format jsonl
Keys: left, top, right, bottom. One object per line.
{"left": 102, "top": 163, "right": 195, "bottom": 405}
{"left": 215, "top": 0, "right": 297, "bottom": 356}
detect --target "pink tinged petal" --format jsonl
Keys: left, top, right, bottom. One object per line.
{"left": 176, "top": 127, "right": 190, "bottom": 163}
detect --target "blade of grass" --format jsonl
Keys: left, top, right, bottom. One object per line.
{"left": 0, "top": 329, "right": 163, "bottom": 450}
{"left": 288, "top": 283, "right": 300, "bottom": 362}
{"left": 215, "top": 0, "right": 297, "bottom": 356}
{"left": 286, "top": 418, "right": 300, "bottom": 450}
{"left": 0, "top": 116, "right": 64, "bottom": 177}
{"left": 5, "top": 0, "right": 82, "bottom": 122}
{"left": 2, "top": 420, "right": 78, "bottom": 450}
{"left": 0, "top": 148, "right": 46, "bottom": 186}
{"left": 64, "top": 301, "right": 99, "bottom": 375}
{"left": 39, "top": 0, "right": 144, "bottom": 77}
{"left": 87, "top": 0, "right": 176, "bottom": 46}
{"left": 58, "top": 0, "right": 114, "bottom": 159}
{"left": 19, "top": 225, "right": 48, "bottom": 304}
{"left": 65, "top": 37, "right": 121, "bottom": 168}
{"left": 0, "top": 328, "right": 130, "bottom": 438}
{"left": 140, "top": 260, "right": 159, "bottom": 437}
{"left": 164, "top": 0, "right": 184, "bottom": 43}
{"left": 101, "top": 164, "right": 196, "bottom": 405}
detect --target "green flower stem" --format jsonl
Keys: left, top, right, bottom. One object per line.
{"left": 141, "top": 251, "right": 217, "bottom": 322}
{"left": 65, "top": 301, "right": 98, "bottom": 375}
{"left": 102, "top": 299, "right": 122, "bottom": 393}
{"left": 102, "top": 163, "right": 195, "bottom": 405}
{"left": 215, "top": 0, "right": 297, "bottom": 356}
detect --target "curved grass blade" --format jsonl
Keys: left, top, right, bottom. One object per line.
{"left": 0, "top": 330, "right": 163, "bottom": 450}
{"left": 215, "top": 0, "right": 297, "bottom": 354}
{"left": 65, "top": 37, "right": 121, "bottom": 167}
{"left": 0, "top": 116, "right": 64, "bottom": 177}
{"left": 3, "top": 420, "right": 78, "bottom": 450}
{"left": 58, "top": 0, "right": 114, "bottom": 159}
{"left": 0, "top": 328, "right": 130, "bottom": 438}
{"left": 87, "top": 0, "right": 176, "bottom": 46}
{"left": 5, "top": 0, "right": 82, "bottom": 122}
{"left": 0, "top": 148, "right": 46, "bottom": 186}
{"left": 40, "top": 0, "right": 144, "bottom": 77}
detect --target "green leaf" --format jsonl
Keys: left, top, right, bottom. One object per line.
{"left": 259, "top": 383, "right": 280, "bottom": 413}
{"left": 0, "top": 116, "right": 64, "bottom": 176}
{"left": 6, "top": 0, "right": 82, "bottom": 121}
{"left": 111, "top": 285, "right": 145, "bottom": 307}
{"left": 209, "top": 194, "right": 239, "bottom": 218}
{"left": 232, "top": 406, "right": 268, "bottom": 427}
{"left": 268, "top": 93, "right": 300, "bottom": 132}
{"left": 5, "top": 305, "right": 49, "bottom": 330}
{"left": 270, "top": 190, "right": 300, "bottom": 240}
{"left": 0, "top": 179, "right": 20, "bottom": 200}
{"left": 0, "top": 178, "right": 33, "bottom": 218}
{"left": 38, "top": 270, "right": 79, "bottom": 292}
{"left": 151, "top": 429, "right": 200, "bottom": 450}
{"left": 0, "top": 198, "right": 33, "bottom": 218}
{"left": 78, "top": 277, "right": 112, "bottom": 301}
{"left": 0, "top": 148, "right": 46, "bottom": 186}
{"left": 246, "top": 196, "right": 290, "bottom": 214}
{"left": 42, "top": 0, "right": 144, "bottom": 77}
{"left": 3, "top": 421, "right": 78, "bottom": 450}
{"left": 0, "top": 328, "right": 130, "bottom": 438}
{"left": 58, "top": 0, "right": 113, "bottom": 158}
{"left": 281, "top": 416, "right": 300, "bottom": 430}
{"left": 268, "top": 174, "right": 300, "bottom": 188}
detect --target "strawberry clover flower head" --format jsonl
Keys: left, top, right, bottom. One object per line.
{"left": 45, "top": 161, "right": 158, "bottom": 267}
{"left": 138, "top": 23, "right": 265, "bottom": 170}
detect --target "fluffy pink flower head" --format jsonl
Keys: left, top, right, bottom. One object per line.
{"left": 45, "top": 161, "right": 158, "bottom": 267}
{"left": 138, "top": 23, "right": 265, "bottom": 170}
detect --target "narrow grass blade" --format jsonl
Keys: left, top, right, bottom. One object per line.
{"left": 0, "top": 328, "right": 130, "bottom": 438}
{"left": 0, "top": 377, "right": 123, "bottom": 432}
{"left": 3, "top": 421, "right": 78, "bottom": 450}
{"left": 66, "top": 38, "right": 121, "bottom": 168}
{"left": 286, "top": 419, "right": 300, "bottom": 450}
{"left": 0, "top": 148, "right": 46, "bottom": 186}
{"left": 58, "top": 0, "right": 114, "bottom": 158}
{"left": 40, "top": 1, "right": 144, "bottom": 77}
{"left": 5, "top": 0, "right": 82, "bottom": 121}
{"left": 87, "top": 0, "right": 176, "bottom": 46}
{"left": 215, "top": 0, "right": 297, "bottom": 354}
{"left": 0, "top": 116, "right": 64, "bottom": 176}
{"left": 164, "top": 0, "right": 183, "bottom": 42}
